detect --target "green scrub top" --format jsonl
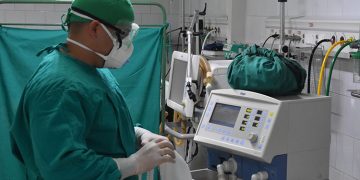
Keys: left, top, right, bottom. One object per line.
{"left": 10, "top": 47, "right": 138, "bottom": 180}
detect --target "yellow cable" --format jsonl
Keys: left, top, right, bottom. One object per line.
{"left": 199, "top": 56, "right": 213, "bottom": 86}
{"left": 172, "top": 112, "right": 184, "bottom": 146}
{"left": 317, "top": 40, "right": 346, "bottom": 95}
{"left": 199, "top": 59, "right": 207, "bottom": 80}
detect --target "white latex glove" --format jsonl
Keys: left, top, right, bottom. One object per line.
{"left": 114, "top": 139, "right": 175, "bottom": 179}
{"left": 135, "top": 127, "right": 168, "bottom": 146}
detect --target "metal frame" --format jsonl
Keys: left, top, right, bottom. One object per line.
{"left": 0, "top": 0, "right": 169, "bottom": 133}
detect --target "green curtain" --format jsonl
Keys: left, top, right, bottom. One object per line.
{"left": 0, "top": 26, "right": 164, "bottom": 179}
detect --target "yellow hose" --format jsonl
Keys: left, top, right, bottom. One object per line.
{"left": 317, "top": 40, "right": 346, "bottom": 95}
{"left": 199, "top": 56, "right": 213, "bottom": 86}
{"left": 199, "top": 60, "right": 207, "bottom": 80}
{"left": 172, "top": 112, "right": 185, "bottom": 146}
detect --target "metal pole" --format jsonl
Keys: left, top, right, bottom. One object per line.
{"left": 187, "top": 30, "right": 193, "bottom": 78}
{"left": 278, "top": 0, "right": 287, "bottom": 53}
{"left": 181, "top": 0, "right": 185, "bottom": 51}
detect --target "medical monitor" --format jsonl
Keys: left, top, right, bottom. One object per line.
{"left": 167, "top": 51, "right": 200, "bottom": 117}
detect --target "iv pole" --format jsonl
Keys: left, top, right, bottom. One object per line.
{"left": 181, "top": 0, "right": 186, "bottom": 51}
{"left": 279, "top": 0, "right": 287, "bottom": 54}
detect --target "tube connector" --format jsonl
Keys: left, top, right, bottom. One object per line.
{"left": 251, "top": 171, "right": 269, "bottom": 180}
{"left": 228, "top": 174, "right": 238, "bottom": 180}
{"left": 223, "top": 158, "right": 237, "bottom": 174}
{"left": 217, "top": 164, "right": 227, "bottom": 180}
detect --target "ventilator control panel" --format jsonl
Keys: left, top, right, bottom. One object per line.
{"left": 206, "top": 103, "right": 269, "bottom": 144}
{"left": 194, "top": 89, "right": 280, "bottom": 161}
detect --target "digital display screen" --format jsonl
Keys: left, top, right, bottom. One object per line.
{"left": 169, "top": 59, "right": 187, "bottom": 104}
{"left": 209, "top": 103, "right": 241, "bottom": 127}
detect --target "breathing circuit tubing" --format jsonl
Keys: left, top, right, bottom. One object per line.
{"left": 317, "top": 40, "right": 347, "bottom": 95}
{"left": 307, "top": 39, "right": 332, "bottom": 94}
{"left": 326, "top": 40, "right": 357, "bottom": 96}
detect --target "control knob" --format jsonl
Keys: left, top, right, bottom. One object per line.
{"left": 247, "top": 133, "right": 258, "bottom": 143}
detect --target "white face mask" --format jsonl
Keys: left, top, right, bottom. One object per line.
{"left": 100, "top": 23, "right": 135, "bottom": 68}
{"left": 66, "top": 10, "right": 139, "bottom": 68}
{"left": 67, "top": 24, "right": 134, "bottom": 69}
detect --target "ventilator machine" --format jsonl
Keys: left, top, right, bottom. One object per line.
{"left": 193, "top": 89, "right": 331, "bottom": 180}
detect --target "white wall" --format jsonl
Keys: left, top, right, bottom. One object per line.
{"left": 0, "top": 1, "right": 178, "bottom": 29}
{"left": 245, "top": 0, "right": 360, "bottom": 44}
{"left": 0, "top": 4, "right": 69, "bottom": 27}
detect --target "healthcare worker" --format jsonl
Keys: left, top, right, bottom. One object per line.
{"left": 10, "top": 0, "right": 175, "bottom": 179}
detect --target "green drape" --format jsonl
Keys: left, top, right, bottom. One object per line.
{"left": 0, "top": 26, "right": 164, "bottom": 179}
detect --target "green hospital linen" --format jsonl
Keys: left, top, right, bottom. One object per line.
{"left": 227, "top": 45, "right": 306, "bottom": 96}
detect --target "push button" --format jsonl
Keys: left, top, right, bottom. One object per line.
{"left": 246, "top": 108, "right": 252, "bottom": 113}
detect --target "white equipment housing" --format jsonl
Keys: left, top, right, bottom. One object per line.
{"left": 208, "top": 60, "right": 232, "bottom": 89}
{"left": 167, "top": 51, "right": 200, "bottom": 117}
{"left": 204, "top": 60, "right": 232, "bottom": 104}
{"left": 194, "top": 89, "right": 331, "bottom": 180}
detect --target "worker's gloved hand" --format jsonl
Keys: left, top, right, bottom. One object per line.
{"left": 114, "top": 139, "right": 176, "bottom": 179}
{"left": 135, "top": 127, "right": 168, "bottom": 146}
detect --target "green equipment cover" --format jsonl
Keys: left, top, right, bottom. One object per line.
{"left": 227, "top": 45, "right": 306, "bottom": 96}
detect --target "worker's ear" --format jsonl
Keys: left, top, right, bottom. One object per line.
{"left": 87, "top": 20, "right": 102, "bottom": 39}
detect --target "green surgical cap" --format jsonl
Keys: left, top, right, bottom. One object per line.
{"left": 68, "top": 0, "right": 135, "bottom": 26}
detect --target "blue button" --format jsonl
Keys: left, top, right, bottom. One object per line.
{"left": 265, "top": 125, "right": 270, "bottom": 130}
{"left": 201, "top": 124, "right": 205, "bottom": 129}
{"left": 221, "top": 136, "right": 225, "bottom": 141}
{"left": 258, "top": 144, "right": 263, "bottom": 150}
{"left": 230, "top": 139, "right": 234, "bottom": 143}
{"left": 235, "top": 139, "right": 240, "bottom": 144}
{"left": 240, "top": 140, "right": 245, "bottom": 145}
{"left": 226, "top": 137, "right": 230, "bottom": 142}
{"left": 267, "top": 119, "right": 272, "bottom": 123}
